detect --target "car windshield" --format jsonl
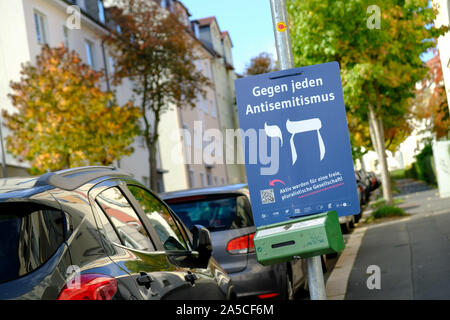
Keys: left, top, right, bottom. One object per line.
{"left": 167, "top": 195, "right": 253, "bottom": 232}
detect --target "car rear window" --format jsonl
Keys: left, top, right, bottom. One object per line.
{"left": 0, "top": 203, "right": 65, "bottom": 284}
{"left": 166, "top": 195, "right": 254, "bottom": 231}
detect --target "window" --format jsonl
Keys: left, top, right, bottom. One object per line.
{"left": 211, "top": 100, "right": 216, "bottom": 118}
{"left": 189, "top": 170, "right": 196, "bottom": 188}
{"left": 108, "top": 56, "right": 115, "bottom": 74}
{"left": 221, "top": 178, "right": 225, "bottom": 185}
{"left": 137, "top": 135, "right": 145, "bottom": 148}
{"left": 142, "top": 176, "right": 150, "bottom": 187}
{"left": 203, "top": 100, "right": 209, "bottom": 114}
{"left": 204, "top": 61, "right": 210, "bottom": 78}
{"left": 161, "top": 0, "right": 172, "bottom": 11}
{"left": 214, "top": 176, "right": 218, "bottom": 185}
{"left": 96, "top": 187, "right": 154, "bottom": 251}
{"left": 207, "top": 173, "right": 212, "bottom": 186}
{"left": 127, "top": 185, "right": 188, "bottom": 251}
{"left": 157, "top": 173, "right": 165, "bottom": 193}
{"left": 92, "top": 201, "right": 121, "bottom": 245}
{"left": 167, "top": 195, "right": 254, "bottom": 232}
{"left": 193, "top": 23, "right": 200, "bottom": 38}
{"left": 85, "top": 40, "right": 95, "bottom": 68}
{"left": 0, "top": 203, "right": 65, "bottom": 284}
{"left": 34, "top": 11, "right": 48, "bottom": 44}
{"left": 200, "top": 173, "right": 205, "bottom": 187}
{"left": 63, "top": 26, "right": 69, "bottom": 48}
{"left": 76, "top": 0, "right": 86, "bottom": 10}
{"left": 97, "top": 0, "right": 106, "bottom": 23}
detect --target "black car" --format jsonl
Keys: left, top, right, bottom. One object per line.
{"left": 0, "top": 166, "right": 235, "bottom": 300}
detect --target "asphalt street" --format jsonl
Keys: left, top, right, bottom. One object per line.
{"left": 345, "top": 179, "right": 450, "bottom": 299}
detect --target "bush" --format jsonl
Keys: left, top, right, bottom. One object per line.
{"left": 390, "top": 169, "right": 406, "bottom": 180}
{"left": 404, "top": 144, "right": 437, "bottom": 185}
{"left": 371, "top": 205, "right": 406, "bottom": 219}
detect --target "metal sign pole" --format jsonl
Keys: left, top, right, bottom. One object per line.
{"left": 269, "top": 0, "right": 327, "bottom": 300}
{"left": 0, "top": 114, "right": 7, "bottom": 178}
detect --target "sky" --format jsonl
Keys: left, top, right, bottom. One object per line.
{"left": 181, "top": 0, "right": 277, "bottom": 75}
{"left": 181, "top": 0, "right": 434, "bottom": 74}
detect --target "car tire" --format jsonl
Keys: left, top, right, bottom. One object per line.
{"left": 349, "top": 216, "right": 355, "bottom": 229}
{"left": 341, "top": 221, "right": 351, "bottom": 234}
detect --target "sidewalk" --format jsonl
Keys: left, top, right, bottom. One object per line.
{"left": 343, "top": 179, "right": 450, "bottom": 299}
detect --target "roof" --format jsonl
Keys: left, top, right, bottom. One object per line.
{"left": 197, "top": 16, "right": 218, "bottom": 27}
{"left": 0, "top": 166, "right": 131, "bottom": 195}
{"left": 221, "top": 31, "right": 233, "bottom": 47}
{"left": 160, "top": 184, "right": 248, "bottom": 200}
{"left": 174, "top": 0, "right": 191, "bottom": 17}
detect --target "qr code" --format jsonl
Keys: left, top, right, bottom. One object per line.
{"left": 260, "top": 189, "right": 275, "bottom": 204}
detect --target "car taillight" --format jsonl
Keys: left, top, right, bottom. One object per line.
{"left": 258, "top": 293, "right": 279, "bottom": 299}
{"left": 57, "top": 274, "right": 117, "bottom": 300}
{"left": 226, "top": 233, "right": 255, "bottom": 254}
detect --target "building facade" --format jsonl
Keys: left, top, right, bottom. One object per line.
{"left": 435, "top": 0, "right": 450, "bottom": 108}
{"left": 0, "top": 0, "right": 118, "bottom": 177}
{"left": 0, "top": 0, "right": 243, "bottom": 192}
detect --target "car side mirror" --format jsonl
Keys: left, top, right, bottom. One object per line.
{"left": 191, "top": 225, "right": 212, "bottom": 268}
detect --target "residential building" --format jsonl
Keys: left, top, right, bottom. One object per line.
{"left": 194, "top": 16, "right": 247, "bottom": 185}
{"left": 158, "top": 4, "right": 229, "bottom": 191}
{"left": 0, "top": 0, "right": 238, "bottom": 192}
{"left": 435, "top": 0, "right": 450, "bottom": 109}
{"left": 0, "top": 0, "right": 118, "bottom": 177}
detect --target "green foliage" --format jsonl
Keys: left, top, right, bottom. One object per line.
{"left": 287, "top": 0, "right": 448, "bottom": 151}
{"left": 370, "top": 197, "right": 403, "bottom": 209}
{"left": 390, "top": 169, "right": 406, "bottom": 180}
{"left": 406, "top": 144, "right": 437, "bottom": 185}
{"left": 371, "top": 205, "right": 406, "bottom": 219}
{"left": 245, "top": 52, "right": 276, "bottom": 75}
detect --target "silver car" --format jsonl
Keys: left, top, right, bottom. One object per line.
{"left": 160, "top": 184, "right": 306, "bottom": 300}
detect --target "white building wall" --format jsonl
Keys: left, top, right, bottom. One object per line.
{"left": 435, "top": 0, "right": 450, "bottom": 109}
{"left": 0, "top": 0, "right": 30, "bottom": 170}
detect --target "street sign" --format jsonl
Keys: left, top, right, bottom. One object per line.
{"left": 235, "top": 61, "right": 360, "bottom": 228}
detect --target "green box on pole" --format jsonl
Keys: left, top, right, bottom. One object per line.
{"left": 253, "top": 211, "right": 345, "bottom": 266}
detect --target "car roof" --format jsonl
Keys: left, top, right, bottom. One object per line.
{"left": 160, "top": 183, "right": 248, "bottom": 200}
{"left": 0, "top": 166, "right": 132, "bottom": 200}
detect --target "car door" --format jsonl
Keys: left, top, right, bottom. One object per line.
{"left": 89, "top": 179, "right": 225, "bottom": 299}
{"left": 123, "top": 182, "right": 227, "bottom": 299}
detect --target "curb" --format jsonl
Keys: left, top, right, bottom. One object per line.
{"left": 325, "top": 226, "right": 367, "bottom": 300}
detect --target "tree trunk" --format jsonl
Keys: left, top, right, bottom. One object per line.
{"left": 368, "top": 104, "right": 393, "bottom": 205}
{"left": 148, "top": 140, "right": 159, "bottom": 192}
{"left": 148, "top": 107, "right": 160, "bottom": 192}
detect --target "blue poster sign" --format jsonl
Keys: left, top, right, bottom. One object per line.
{"left": 235, "top": 61, "right": 360, "bottom": 227}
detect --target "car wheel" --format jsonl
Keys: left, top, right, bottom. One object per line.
{"left": 341, "top": 221, "right": 351, "bottom": 234}
{"left": 349, "top": 216, "right": 355, "bottom": 229}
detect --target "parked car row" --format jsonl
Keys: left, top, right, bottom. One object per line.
{"left": 0, "top": 167, "right": 236, "bottom": 300}
{"left": 0, "top": 166, "right": 379, "bottom": 300}
{"left": 339, "top": 168, "right": 380, "bottom": 233}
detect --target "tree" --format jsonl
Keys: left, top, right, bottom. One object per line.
{"left": 2, "top": 45, "right": 140, "bottom": 174}
{"left": 414, "top": 52, "right": 450, "bottom": 139}
{"left": 245, "top": 52, "right": 276, "bottom": 75}
{"left": 103, "top": 0, "right": 210, "bottom": 191}
{"left": 288, "top": 0, "right": 448, "bottom": 204}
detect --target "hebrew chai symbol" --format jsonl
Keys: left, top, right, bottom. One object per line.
{"left": 264, "top": 118, "right": 325, "bottom": 165}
